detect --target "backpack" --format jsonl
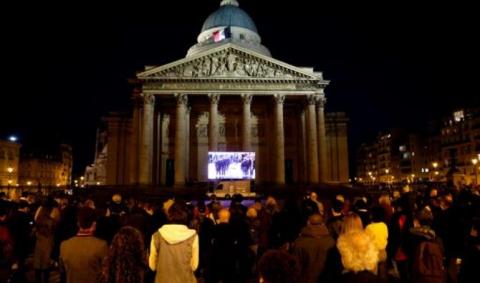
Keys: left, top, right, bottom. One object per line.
{"left": 412, "top": 240, "right": 446, "bottom": 283}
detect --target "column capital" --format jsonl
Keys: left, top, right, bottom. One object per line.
{"left": 306, "top": 94, "right": 317, "bottom": 105}
{"left": 316, "top": 96, "right": 327, "bottom": 108}
{"left": 241, "top": 94, "right": 253, "bottom": 105}
{"left": 208, "top": 93, "right": 220, "bottom": 104}
{"left": 273, "top": 94, "right": 285, "bottom": 105}
{"left": 142, "top": 93, "right": 155, "bottom": 105}
{"left": 174, "top": 93, "right": 188, "bottom": 105}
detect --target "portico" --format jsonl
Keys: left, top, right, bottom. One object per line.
{"left": 123, "top": 0, "right": 347, "bottom": 186}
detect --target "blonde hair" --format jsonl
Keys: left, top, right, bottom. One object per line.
{"left": 246, "top": 207, "right": 258, "bottom": 219}
{"left": 337, "top": 230, "right": 378, "bottom": 273}
{"left": 162, "top": 199, "right": 175, "bottom": 215}
{"left": 217, "top": 208, "right": 230, "bottom": 224}
{"left": 341, "top": 213, "right": 363, "bottom": 234}
{"left": 378, "top": 194, "right": 391, "bottom": 207}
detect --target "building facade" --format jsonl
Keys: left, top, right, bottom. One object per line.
{"left": 18, "top": 144, "right": 73, "bottom": 187}
{"left": 439, "top": 108, "right": 480, "bottom": 185}
{"left": 356, "top": 130, "right": 431, "bottom": 183}
{"left": 0, "top": 139, "right": 21, "bottom": 187}
{"left": 356, "top": 108, "right": 480, "bottom": 186}
{"left": 90, "top": 0, "right": 349, "bottom": 186}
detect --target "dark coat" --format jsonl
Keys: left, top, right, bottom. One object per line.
{"left": 292, "top": 224, "right": 335, "bottom": 283}
{"left": 458, "top": 236, "right": 480, "bottom": 283}
{"left": 339, "top": 271, "right": 387, "bottom": 283}
{"left": 7, "top": 210, "right": 33, "bottom": 259}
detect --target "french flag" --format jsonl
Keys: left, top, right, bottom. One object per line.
{"left": 212, "top": 27, "right": 231, "bottom": 42}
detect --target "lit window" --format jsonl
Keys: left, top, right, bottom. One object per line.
{"left": 454, "top": 110, "right": 464, "bottom": 122}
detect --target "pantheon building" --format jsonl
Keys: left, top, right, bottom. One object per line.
{"left": 85, "top": 0, "right": 349, "bottom": 187}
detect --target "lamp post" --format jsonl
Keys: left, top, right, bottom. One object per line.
{"left": 472, "top": 158, "right": 478, "bottom": 186}
{"left": 6, "top": 167, "right": 13, "bottom": 190}
{"left": 432, "top": 162, "right": 438, "bottom": 181}
{"left": 385, "top": 169, "right": 390, "bottom": 186}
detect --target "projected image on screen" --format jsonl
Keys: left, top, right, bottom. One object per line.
{"left": 208, "top": 152, "right": 255, "bottom": 180}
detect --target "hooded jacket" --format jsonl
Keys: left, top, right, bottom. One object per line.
{"left": 149, "top": 224, "right": 199, "bottom": 283}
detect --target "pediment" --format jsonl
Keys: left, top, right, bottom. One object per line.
{"left": 137, "top": 43, "right": 324, "bottom": 82}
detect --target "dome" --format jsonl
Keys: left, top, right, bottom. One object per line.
{"left": 187, "top": 0, "right": 270, "bottom": 57}
{"left": 201, "top": 1, "right": 258, "bottom": 33}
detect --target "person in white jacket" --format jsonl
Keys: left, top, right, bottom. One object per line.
{"left": 149, "top": 202, "right": 199, "bottom": 283}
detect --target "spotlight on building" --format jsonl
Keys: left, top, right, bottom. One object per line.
{"left": 8, "top": 136, "right": 17, "bottom": 142}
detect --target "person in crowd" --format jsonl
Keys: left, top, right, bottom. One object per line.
{"left": 409, "top": 206, "right": 446, "bottom": 283}
{"left": 0, "top": 206, "right": 14, "bottom": 282}
{"left": 327, "top": 198, "right": 345, "bottom": 240}
{"left": 309, "top": 191, "right": 324, "bottom": 216}
{"left": 341, "top": 212, "right": 364, "bottom": 234}
{"left": 353, "top": 197, "right": 370, "bottom": 227}
{"left": 388, "top": 193, "right": 415, "bottom": 283}
{"left": 194, "top": 201, "right": 215, "bottom": 280}
{"left": 209, "top": 208, "right": 236, "bottom": 283}
{"left": 257, "top": 196, "right": 280, "bottom": 253}
{"left": 246, "top": 206, "right": 261, "bottom": 256}
{"left": 365, "top": 206, "right": 389, "bottom": 279}
{"left": 124, "top": 198, "right": 151, "bottom": 245}
{"left": 229, "top": 198, "right": 254, "bottom": 282}
{"left": 292, "top": 213, "right": 335, "bottom": 283}
{"left": 257, "top": 250, "right": 300, "bottom": 283}
{"left": 149, "top": 201, "right": 199, "bottom": 283}
{"left": 99, "top": 226, "right": 147, "bottom": 283}
{"left": 378, "top": 193, "right": 394, "bottom": 223}
{"left": 458, "top": 218, "right": 480, "bottom": 283}
{"left": 109, "top": 194, "right": 126, "bottom": 216}
{"left": 33, "top": 198, "right": 58, "bottom": 283}
{"left": 7, "top": 200, "right": 33, "bottom": 280}
{"left": 337, "top": 227, "right": 385, "bottom": 283}
{"left": 95, "top": 203, "right": 121, "bottom": 244}
{"left": 60, "top": 207, "right": 108, "bottom": 283}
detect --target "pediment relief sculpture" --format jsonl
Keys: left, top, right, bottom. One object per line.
{"left": 144, "top": 49, "right": 313, "bottom": 80}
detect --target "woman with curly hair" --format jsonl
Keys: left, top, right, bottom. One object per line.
{"left": 337, "top": 213, "right": 386, "bottom": 283}
{"left": 99, "top": 226, "right": 147, "bottom": 283}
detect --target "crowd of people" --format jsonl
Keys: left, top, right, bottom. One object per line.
{"left": 0, "top": 184, "right": 479, "bottom": 283}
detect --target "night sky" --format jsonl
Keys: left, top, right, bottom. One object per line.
{"left": 1, "top": 0, "right": 478, "bottom": 175}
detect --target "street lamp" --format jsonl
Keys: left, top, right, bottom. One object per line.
{"left": 385, "top": 169, "right": 390, "bottom": 185}
{"left": 6, "top": 167, "right": 14, "bottom": 189}
{"left": 472, "top": 158, "right": 478, "bottom": 185}
{"left": 431, "top": 162, "right": 439, "bottom": 181}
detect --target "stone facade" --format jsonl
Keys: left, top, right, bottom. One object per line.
{"left": 87, "top": 1, "right": 350, "bottom": 186}
{"left": 0, "top": 140, "right": 21, "bottom": 186}
{"left": 18, "top": 144, "right": 73, "bottom": 187}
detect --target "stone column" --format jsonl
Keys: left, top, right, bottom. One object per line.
{"left": 129, "top": 97, "right": 142, "bottom": 184}
{"left": 155, "top": 112, "right": 162, "bottom": 185}
{"left": 139, "top": 93, "right": 155, "bottom": 185}
{"left": 208, "top": 94, "right": 220, "bottom": 151}
{"left": 241, "top": 94, "right": 253, "bottom": 151}
{"left": 300, "top": 109, "right": 307, "bottom": 182}
{"left": 306, "top": 94, "right": 319, "bottom": 183}
{"left": 174, "top": 94, "right": 188, "bottom": 186}
{"left": 316, "top": 95, "right": 328, "bottom": 183}
{"left": 273, "top": 94, "right": 285, "bottom": 185}
{"left": 185, "top": 106, "right": 191, "bottom": 181}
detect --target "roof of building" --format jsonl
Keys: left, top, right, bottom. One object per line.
{"left": 201, "top": 0, "right": 258, "bottom": 33}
